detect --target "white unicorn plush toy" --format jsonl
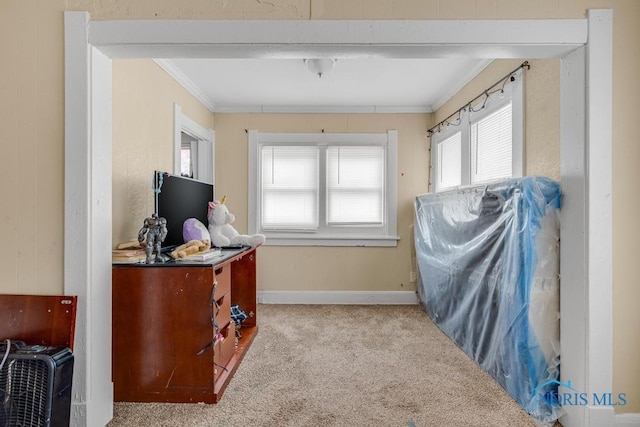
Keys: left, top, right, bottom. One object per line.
{"left": 207, "top": 195, "right": 265, "bottom": 248}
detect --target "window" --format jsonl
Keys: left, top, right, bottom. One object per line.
{"left": 173, "top": 103, "right": 215, "bottom": 184}
{"left": 327, "top": 146, "right": 385, "bottom": 225}
{"left": 261, "top": 145, "right": 319, "bottom": 229}
{"left": 431, "top": 69, "right": 524, "bottom": 192}
{"left": 249, "top": 131, "right": 398, "bottom": 246}
{"left": 471, "top": 103, "right": 513, "bottom": 183}
{"left": 437, "top": 132, "right": 462, "bottom": 190}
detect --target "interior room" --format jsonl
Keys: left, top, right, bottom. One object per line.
{"left": 110, "top": 54, "right": 564, "bottom": 425}
{"left": 1, "top": 1, "right": 639, "bottom": 427}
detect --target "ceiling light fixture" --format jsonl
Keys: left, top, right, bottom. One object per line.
{"left": 304, "top": 58, "right": 336, "bottom": 78}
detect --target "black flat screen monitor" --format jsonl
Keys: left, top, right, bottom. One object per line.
{"left": 154, "top": 171, "right": 214, "bottom": 249}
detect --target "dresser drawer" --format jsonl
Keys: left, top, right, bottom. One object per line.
{"left": 213, "top": 293, "right": 231, "bottom": 330}
{"left": 214, "top": 322, "right": 236, "bottom": 375}
{"left": 213, "top": 264, "right": 231, "bottom": 300}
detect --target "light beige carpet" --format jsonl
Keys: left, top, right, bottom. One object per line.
{"left": 109, "top": 304, "right": 539, "bottom": 427}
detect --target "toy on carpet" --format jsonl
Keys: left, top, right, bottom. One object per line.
{"left": 170, "top": 239, "right": 210, "bottom": 259}
{"left": 207, "top": 195, "right": 265, "bottom": 248}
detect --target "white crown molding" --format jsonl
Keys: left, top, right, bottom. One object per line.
{"left": 431, "top": 58, "right": 494, "bottom": 112}
{"left": 258, "top": 290, "right": 419, "bottom": 305}
{"left": 213, "top": 106, "right": 264, "bottom": 114}
{"left": 213, "top": 105, "right": 432, "bottom": 114}
{"left": 153, "top": 58, "right": 216, "bottom": 113}
{"left": 374, "top": 105, "right": 433, "bottom": 113}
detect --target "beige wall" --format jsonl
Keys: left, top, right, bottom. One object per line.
{"left": 1, "top": 0, "right": 638, "bottom": 415}
{"left": 0, "top": 0, "right": 65, "bottom": 295}
{"left": 435, "top": 59, "right": 560, "bottom": 181}
{"left": 214, "top": 113, "right": 430, "bottom": 292}
{"left": 112, "top": 59, "right": 212, "bottom": 247}
{"left": 608, "top": 1, "right": 640, "bottom": 415}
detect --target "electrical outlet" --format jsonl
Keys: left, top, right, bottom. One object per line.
{"left": 410, "top": 271, "right": 417, "bottom": 282}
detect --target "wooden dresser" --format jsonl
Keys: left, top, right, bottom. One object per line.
{"left": 111, "top": 247, "right": 258, "bottom": 403}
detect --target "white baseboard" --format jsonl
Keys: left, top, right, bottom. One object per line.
{"left": 258, "top": 290, "right": 419, "bottom": 305}
{"left": 615, "top": 413, "right": 640, "bottom": 426}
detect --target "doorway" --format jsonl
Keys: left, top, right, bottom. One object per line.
{"left": 65, "top": 14, "right": 612, "bottom": 427}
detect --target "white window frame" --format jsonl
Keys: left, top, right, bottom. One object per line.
{"left": 431, "top": 70, "right": 524, "bottom": 192}
{"left": 248, "top": 130, "right": 399, "bottom": 247}
{"left": 173, "top": 103, "right": 215, "bottom": 184}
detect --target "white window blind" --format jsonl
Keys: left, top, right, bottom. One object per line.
{"left": 438, "top": 132, "right": 462, "bottom": 190}
{"left": 327, "top": 146, "right": 385, "bottom": 225}
{"left": 471, "top": 102, "right": 513, "bottom": 184}
{"left": 261, "top": 145, "right": 319, "bottom": 229}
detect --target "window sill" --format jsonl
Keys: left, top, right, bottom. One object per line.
{"left": 262, "top": 235, "right": 400, "bottom": 247}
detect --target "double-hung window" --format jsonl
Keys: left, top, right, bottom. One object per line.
{"left": 431, "top": 69, "right": 524, "bottom": 192}
{"left": 248, "top": 131, "right": 398, "bottom": 246}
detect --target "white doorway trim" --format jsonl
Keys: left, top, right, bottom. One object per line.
{"left": 64, "top": 12, "right": 114, "bottom": 426}
{"left": 64, "top": 14, "right": 613, "bottom": 427}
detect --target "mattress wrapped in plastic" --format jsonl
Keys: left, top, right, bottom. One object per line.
{"left": 413, "top": 177, "right": 561, "bottom": 425}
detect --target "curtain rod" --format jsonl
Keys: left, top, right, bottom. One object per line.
{"left": 427, "top": 61, "right": 530, "bottom": 136}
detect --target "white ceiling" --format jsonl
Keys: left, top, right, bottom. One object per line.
{"left": 158, "top": 58, "right": 492, "bottom": 113}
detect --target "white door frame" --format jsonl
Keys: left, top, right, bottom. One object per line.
{"left": 64, "top": 13, "right": 613, "bottom": 427}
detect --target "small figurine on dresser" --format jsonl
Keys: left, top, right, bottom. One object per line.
{"left": 137, "top": 213, "right": 168, "bottom": 263}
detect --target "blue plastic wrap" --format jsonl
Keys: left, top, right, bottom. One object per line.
{"left": 414, "top": 177, "right": 561, "bottom": 425}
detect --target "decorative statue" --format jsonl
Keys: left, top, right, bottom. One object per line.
{"left": 138, "top": 213, "right": 168, "bottom": 263}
